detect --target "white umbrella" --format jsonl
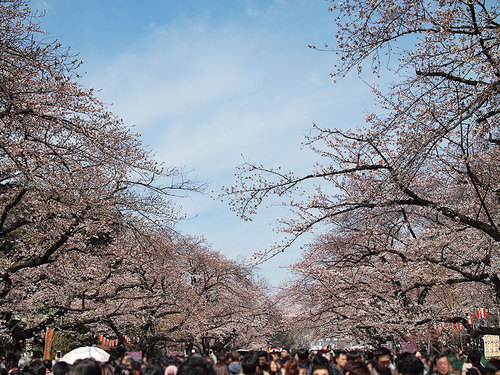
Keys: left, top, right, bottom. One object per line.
{"left": 60, "top": 346, "right": 110, "bottom": 364}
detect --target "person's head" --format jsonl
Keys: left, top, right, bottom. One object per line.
{"left": 216, "top": 354, "right": 227, "bottom": 366}
{"left": 258, "top": 352, "right": 268, "bottom": 368}
{"left": 43, "top": 360, "right": 52, "bottom": 372}
{"left": 434, "top": 354, "right": 451, "bottom": 375}
{"left": 347, "top": 351, "right": 362, "bottom": 363}
{"left": 311, "top": 365, "right": 330, "bottom": 375}
{"left": 52, "top": 361, "right": 70, "bottom": 375}
{"left": 178, "top": 357, "right": 214, "bottom": 375}
{"left": 23, "top": 360, "right": 47, "bottom": 375}
{"left": 335, "top": 351, "right": 348, "bottom": 370}
{"left": 242, "top": 353, "right": 259, "bottom": 375}
{"left": 72, "top": 359, "right": 102, "bottom": 375}
{"left": 165, "top": 366, "right": 178, "bottom": 375}
{"left": 485, "top": 359, "right": 500, "bottom": 375}
{"left": 230, "top": 352, "right": 241, "bottom": 363}
{"left": 284, "top": 358, "right": 298, "bottom": 375}
{"left": 269, "top": 360, "right": 280, "bottom": 374}
{"left": 373, "top": 348, "right": 392, "bottom": 373}
{"left": 312, "top": 354, "right": 329, "bottom": 368}
{"left": 140, "top": 366, "right": 163, "bottom": 375}
{"left": 282, "top": 349, "right": 290, "bottom": 359}
{"left": 344, "top": 361, "right": 370, "bottom": 375}
{"left": 190, "top": 348, "right": 203, "bottom": 359}
{"left": 395, "top": 353, "right": 424, "bottom": 375}
{"left": 297, "top": 350, "right": 309, "bottom": 363}
{"left": 130, "top": 361, "right": 141, "bottom": 373}
{"left": 467, "top": 350, "right": 482, "bottom": 365}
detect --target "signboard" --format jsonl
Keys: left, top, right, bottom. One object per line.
{"left": 381, "top": 341, "right": 393, "bottom": 350}
{"left": 483, "top": 335, "right": 500, "bottom": 358}
{"left": 126, "top": 352, "right": 143, "bottom": 362}
{"left": 400, "top": 342, "right": 418, "bottom": 353}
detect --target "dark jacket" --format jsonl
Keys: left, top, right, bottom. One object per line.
{"left": 331, "top": 364, "right": 344, "bottom": 375}
{"left": 466, "top": 364, "right": 486, "bottom": 375}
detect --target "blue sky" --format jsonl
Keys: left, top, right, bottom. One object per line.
{"left": 33, "top": 0, "right": 378, "bottom": 286}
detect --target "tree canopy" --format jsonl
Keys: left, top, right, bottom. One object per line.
{"left": 0, "top": 0, "right": 280, "bottom": 355}
{"left": 224, "top": 0, "right": 499, "bottom": 343}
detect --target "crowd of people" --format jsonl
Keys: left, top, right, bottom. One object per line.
{"left": 1, "top": 347, "right": 500, "bottom": 375}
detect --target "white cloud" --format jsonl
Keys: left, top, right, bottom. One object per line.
{"left": 79, "top": 9, "right": 377, "bottom": 283}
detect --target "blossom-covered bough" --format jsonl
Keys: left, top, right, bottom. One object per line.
{"left": 222, "top": 0, "right": 499, "bottom": 344}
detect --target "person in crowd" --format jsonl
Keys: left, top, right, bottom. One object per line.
{"left": 465, "top": 350, "right": 486, "bottom": 375}
{"left": 422, "top": 355, "right": 435, "bottom": 375}
{"left": 72, "top": 359, "right": 102, "bottom": 375}
{"left": 296, "top": 349, "right": 311, "bottom": 374}
{"left": 178, "top": 357, "right": 214, "bottom": 375}
{"left": 208, "top": 351, "right": 217, "bottom": 365}
{"left": 242, "top": 353, "right": 260, "bottom": 375}
{"left": 228, "top": 352, "right": 243, "bottom": 375}
{"left": 280, "top": 350, "right": 291, "bottom": 367}
{"left": 311, "top": 365, "right": 330, "bottom": 375}
{"left": 311, "top": 355, "right": 329, "bottom": 370}
{"left": 462, "top": 355, "right": 473, "bottom": 375}
{"left": 485, "top": 359, "right": 500, "bottom": 375}
{"left": 42, "top": 361, "right": 51, "bottom": 375}
{"left": 17, "top": 358, "right": 30, "bottom": 372}
{"left": 347, "top": 352, "right": 363, "bottom": 364}
{"left": 52, "top": 362, "right": 70, "bottom": 375}
{"left": 414, "top": 354, "right": 426, "bottom": 374}
{"left": 325, "top": 353, "right": 333, "bottom": 365}
{"left": 191, "top": 348, "right": 203, "bottom": 359}
{"left": 270, "top": 354, "right": 280, "bottom": 365}
{"left": 364, "top": 353, "right": 374, "bottom": 372}
{"left": 100, "top": 364, "right": 114, "bottom": 375}
{"left": 139, "top": 365, "right": 163, "bottom": 375}
{"left": 370, "top": 348, "right": 397, "bottom": 375}
{"left": 113, "top": 364, "right": 128, "bottom": 375}
{"left": 258, "top": 352, "right": 269, "bottom": 375}
{"left": 268, "top": 360, "right": 281, "bottom": 375}
{"left": 432, "top": 354, "right": 452, "bottom": 375}
{"left": 395, "top": 353, "right": 423, "bottom": 375}
{"left": 331, "top": 351, "right": 347, "bottom": 375}
{"left": 22, "top": 360, "right": 46, "bottom": 375}
{"left": 344, "top": 361, "right": 370, "bottom": 375}
{"left": 284, "top": 359, "right": 298, "bottom": 375}
{"left": 213, "top": 354, "right": 229, "bottom": 375}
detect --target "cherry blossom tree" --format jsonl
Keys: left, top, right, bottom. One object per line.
{"left": 223, "top": 0, "right": 499, "bottom": 343}
{"left": 0, "top": 0, "right": 199, "bottom": 349}
{"left": 1, "top": 0, "right": 280, "bottom": 358}
{"left": 171, "top": 237, "right": 281, "bottom": 351}
{"left": 8, "top": 226, "right": 280, "bottom": 355}
{"left": 112, "top": 235, "right": 282, "bottom": 354}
